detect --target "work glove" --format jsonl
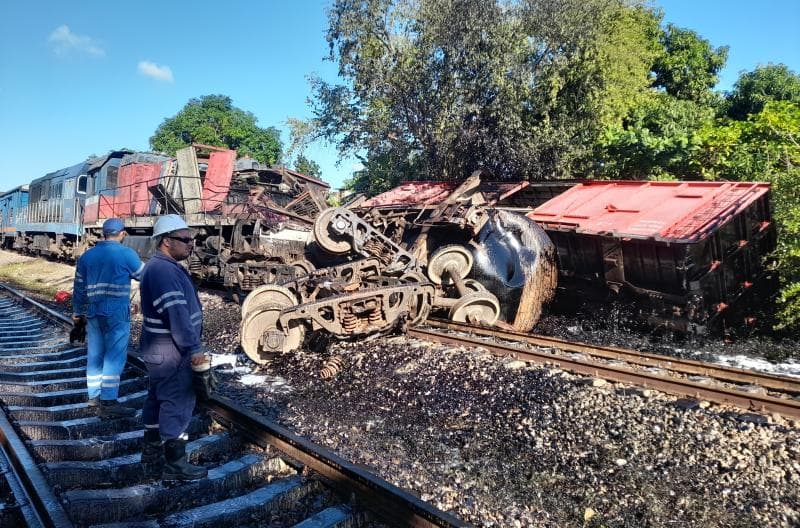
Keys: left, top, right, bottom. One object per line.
{"left": 191, "top": 353, "right": 218, "bottom": 400}
{"left": 70, "top": 316, "right": 87, "bottom": 344}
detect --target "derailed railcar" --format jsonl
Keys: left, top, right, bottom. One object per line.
{"left": 528, "top": 181, "right": 776, "bottom": 332}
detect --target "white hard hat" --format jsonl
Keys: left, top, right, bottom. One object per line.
{"left": 152, "top": 214, "right": 189, "bottom": 238}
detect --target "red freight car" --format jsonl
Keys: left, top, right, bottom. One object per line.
{"left": 528, "top": 181, "right": 776, "bottom": 332}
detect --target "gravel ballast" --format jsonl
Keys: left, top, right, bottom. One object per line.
{"left": 196, "top": 293, "right": 800, "bottom": 528}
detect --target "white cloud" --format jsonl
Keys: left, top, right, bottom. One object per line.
{"left": 48, "top": 25, "right": 104, "bottom": 57}
{"left": 137, "top": 60, "right": 174, "bottom": 83}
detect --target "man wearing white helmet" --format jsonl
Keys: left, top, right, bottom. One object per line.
{"left": 138, "top": 214, "right": 213, "bottom": 481}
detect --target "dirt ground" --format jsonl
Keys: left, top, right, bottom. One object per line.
{"left": 0, "top": 249, "right": 76, "bottom": 298}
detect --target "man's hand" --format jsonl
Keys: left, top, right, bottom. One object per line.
{"left": 191, "top": 353, "right": 218, "bottom": 400}
{"left": 70, "top": 315, "right": 86, "bottom": 344}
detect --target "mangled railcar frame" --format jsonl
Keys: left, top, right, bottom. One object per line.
{"left": 238, "top": 171, "right": 559, "bottom": 364}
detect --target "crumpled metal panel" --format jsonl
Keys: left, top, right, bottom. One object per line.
{"left": 529, "top": 181, "right": 771, "bottom": 242}
{"left": 202, "top": 150, "right": 236, "bottom": 212}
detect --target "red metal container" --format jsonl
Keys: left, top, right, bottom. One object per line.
{"left": 528, "top": 181, "right": 776, "bottom": 332}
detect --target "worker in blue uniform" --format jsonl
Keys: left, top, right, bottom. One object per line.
{"left": 72, "top": 218, "right": 144, "bottom": 418}
{"left": 139, "top": 214, "right": 212, "bottom": 481}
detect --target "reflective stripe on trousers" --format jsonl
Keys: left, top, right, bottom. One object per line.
{"left": 86, "top": 314, "right": 131, "bottom": 400}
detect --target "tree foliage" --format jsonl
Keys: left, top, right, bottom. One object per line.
{"left": 690, "top": 101, "right": 800, "bottom": 328}
{"left": 725, "top": 64, "right": 800, "bottom": 119}
{"left": 150, "top": 95, "right": 282, "bottom": 165}
{"left": 310, "top": 0, "right": 800, "bottom": 331}
{"left": 312, "top": 0, "right": 665, "bottom": 189}
{"left": 294, "top": 154, "right": 322, "bottom": 178}
{"left": 652, "top": 24, "right": 728, "bottom": 103}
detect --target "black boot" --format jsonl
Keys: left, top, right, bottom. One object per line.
{"left": 97, "top": 399, "right": 136, "bottom": 419}
{"left": 140, "top": 430, "right": 164, "bottom": 480}
{"left": 162, "top": 439, "right": 207, "bottom": 481}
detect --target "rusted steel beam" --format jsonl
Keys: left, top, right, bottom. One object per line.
{"left": 409, "top": 326, "right": 800, "bottom": 419}
{"left": 427, "top": 319, "right": 800, "bottom": 395}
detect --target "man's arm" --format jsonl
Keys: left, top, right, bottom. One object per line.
{"left": 152, "top": 273, "right": 202, "bottom": 356}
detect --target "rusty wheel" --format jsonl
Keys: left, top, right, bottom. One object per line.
{"left": 449, "top": 291, "right": 501, "bottom": 326}
{"left": 313, "top": 208, "right": 353, "bottom": 255}
{"left": 400, "top": 271, "right": 433, "bottom": 326}
{"left": 242, "top": 284, "right": 298, "bottom": 320}
{"left": 291, "top": 259, "right": 315, "bottom": 276}
{"left": 462, "top": 279, "right": 487, "bottom": 293}
{"left": 240, "top": 285, "right": 304, "bottom": 364}
{"left": 427, "top": 245, "right": 473, "bottom": 285}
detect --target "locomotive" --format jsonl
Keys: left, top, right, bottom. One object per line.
{"left": 0, "top": 144, "right": 329, "bottom": 297}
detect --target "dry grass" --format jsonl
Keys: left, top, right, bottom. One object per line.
{"left": 0, "top": 250, "right": 75, "bottom": 298}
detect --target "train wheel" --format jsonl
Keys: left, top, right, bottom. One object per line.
{"left": 313, "top": 208, "right": 353, "bottom": 255}
{"left": 462, "top": 279, "right": 487, "bottom": 293}
{"left": 241, "top": 284, "right": 298, "bottom": 319}
{"left": 240, "top": 286, "right": 304, "bottom": 364}
{"left": 449, "top": 291, "right": 501, "bottom": 326}
{"left": 400, "top": 271, "right": 433, "bottom": 326}
{"left": 427, "top": 245, "right": 473, "bottom": 285}
{"left": 291, "top": 259, "right": 315, "bottom": 276}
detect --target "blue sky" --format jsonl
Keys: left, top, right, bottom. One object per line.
{"left": 1, "top": 1, "right": 798, "bottom": 192}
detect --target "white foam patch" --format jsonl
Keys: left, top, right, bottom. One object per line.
{"left": 211, "top": 354, "right": 238, "bottom": 368}
{"left": 238, "top": 374, "right": 294, "bottom": 393}
{"left": 714, "top": 354, "right": 800, "bottom": 378}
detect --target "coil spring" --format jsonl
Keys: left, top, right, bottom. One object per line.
{"left": 341, "top": 309, "right": 359, "bottom": 333}
{"left": 363, "top": 238, "right": 393, "bottom": 266}
{"left": 368, "top": 306, "right": 382, "bottom": 325}
{"left": 320, "top": 355, "right": 344, "bottom": 379}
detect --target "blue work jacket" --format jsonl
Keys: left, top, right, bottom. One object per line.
{"left": 139, "top": 252, "right": 203, "bottom": 357}
{"left": 73, "top": 241, "right": 144, "bottom": 318}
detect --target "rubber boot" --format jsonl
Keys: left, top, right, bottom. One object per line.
{"left": 162, "top": 439, "right": 207, "bottom": 481}
{"left": 140, "top": 430, "right": 164, "bottom": 480}
{"left": 97, "top": 399, "right": 136, "bottom": 419}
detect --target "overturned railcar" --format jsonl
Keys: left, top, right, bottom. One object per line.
{"left": 528, "top": 181, "right": 776, "bottom": 332}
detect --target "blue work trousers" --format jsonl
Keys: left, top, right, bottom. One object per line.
{"left": 141, "top": 338, "right": 196, "bottom": 440}
{"left": 86, "top": 314, "right": 131, "bottom": 400}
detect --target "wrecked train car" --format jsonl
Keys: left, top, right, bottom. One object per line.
{"left": 238, "top": 172, "right": 559, "bottom": 364}
{"left": 528, "top": 180, "right": 777, "bottom": 332}
{"left": 83, "top": 144, "right": 329, "bottom": 296}
{"left": 0, "top": 144, "right": 330, "bottom": 297}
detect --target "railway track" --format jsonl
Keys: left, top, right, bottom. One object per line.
{"left": 0, "top": 284, "right": 468, "bottom": 528}
{"left": 417, "top": 319, "right": 800, "bottom": 420}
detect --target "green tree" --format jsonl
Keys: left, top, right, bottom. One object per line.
{"left": 692, "top": 101, "right": 800, "bottom": 330}
{"left": 312, "top": 0, "right": 665, "bottom": 192}
{"left": 652, "top": 24, "right": 728, "bottom": 103}
{"left": 598, "top": 94, "right": 714, "bottom": 178}
{"left": 150, "top": 95, "right": 282, "bottom": 164}
{"left": 294, "top": 155, "right": 322, "bottom": 178}
{"left": 725, "top": 64, "right": 800, "bottom": 119}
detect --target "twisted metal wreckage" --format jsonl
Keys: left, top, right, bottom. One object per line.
{"left": 240, "top": 172, "right": 558, "bottom": 364}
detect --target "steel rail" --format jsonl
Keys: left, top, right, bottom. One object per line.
{"left": 203, "top": 395, "right": 469, "bottom": 528}
{"left": 409, "top": 326, "right": 800, "bottom": 419}
{"left": 426, "top": 318, "right": 800, "bottom": 394}
{"left": 2, "top": 283, "right": 469, "bottom": 527}
{"left": 0, "top": 285, "right": 74, "bottom": 528}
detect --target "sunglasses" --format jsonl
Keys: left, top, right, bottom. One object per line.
{"left": 168, "top": 236, "right": 195, "bottom": 244}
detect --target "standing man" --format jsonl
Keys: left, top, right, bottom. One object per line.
{"left": 139, "top": 214, "right": 209, "bottom": 481}
{"left": 72, "top": 218, "right": 144, "bottom": 418}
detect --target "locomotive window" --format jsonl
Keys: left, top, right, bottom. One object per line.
{"left": 106, "top": 165, "right": 118, "bottom": 189}
{"left": 77, "top": 175, "right": 88, "bottom": 194}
